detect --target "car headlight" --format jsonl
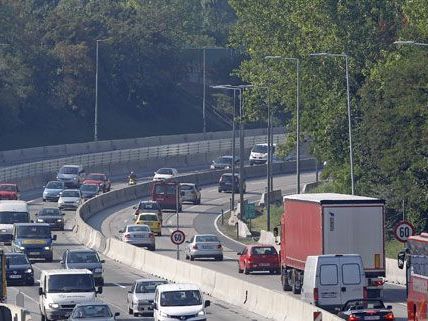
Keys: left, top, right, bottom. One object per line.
{"left": 73, "top": 177, "right": 77, "bottom": 181}
{"left": 58, "top": 199, "right": 64, "bottom": 204}
{"left": 210, "top": 165, "right": 215, "bottom": 169}
{"left": 44, "top": 246, "right": 51, "bottom": 250}
{"left": 49, "top": 303, "right": 60, "bottom": 309}
{"left": 198, "top": 310, "right": 206, "bottom": 316}
{"left": 25, "top": 268, "right": 32, "bottom": 274}
{"left": 225, "top": 165, "right": 230, "bottom": 169}
{"left": 57, "top": 219, "right": 62, "bottom": 222}
{"left": 159, "top": 311, "right": 171, "bottom": 318}
{"left": 19, "top": 246, "right": 25, "bottom": 251}
{"left": 37, "top": 219, "right": 44, "bottom": 222}
{"left": 94, "top": 268, "right": 103, "bottom": 273}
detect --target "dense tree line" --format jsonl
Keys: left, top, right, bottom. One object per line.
{"left": 228, "top": 0, "right": 427, "bottom": 232}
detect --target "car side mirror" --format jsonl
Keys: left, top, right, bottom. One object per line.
{"left": 30, "top": 220, "right": 34, "bottom": 223}
{"left": 152, "top": 302, "right": 157, "bottom": 310}
{"left": 100, "top": 259, "right": 105, "bottom": 263}
{"left": 62, "top": 212, "right": 66, "bottom": 216}
{"left": 60, "top": 260, "right": 64, "bottom": 265}
{"left": 204, "top": 300, "right": 211, "bottom": 308}
{"left": 132, "top": 206, "right": 137, "bottom": 210}
{"left": 185, "top": 240, "right": 190, "bottom": 243}
{"left": 38, "top": 287, "right": 44, "bottom": 296}
{"left": 114, "top": 312, "right": 120, "bottom": 317}
{"left": 237, "top": 252, "right": 242, "bottom": 255}
{"left": 52, "top": 235, "right": 57, "bottom": 241}
{"left": 97, "top": 286, "right": 103, "bottom": 294}
{"left": 386, "top": 305, "right": 392, "bottom": 310}
{"left": 119, "top": 229, "right": 124, "bottom": 234}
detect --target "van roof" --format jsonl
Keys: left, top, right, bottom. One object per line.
{"left": 308, "top": 254, "right": 362, "bottom": 259}
{"left": 41, "top": 269, "right": 93, "bottom": 276}
{"left": 283, "top": 193, "right": 384, "bottom": 205}
{"left": 0, "top": 200, "right": 28, "bottom": 212}
{"left": 156, "top": 283, "right": 200, "bottom": 292}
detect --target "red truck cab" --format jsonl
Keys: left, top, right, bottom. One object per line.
{"left": 151, "top": 181, "right": 182, "bottom": 212}
{"left": 0, "top": 184, "right": 20, "bottom": 200}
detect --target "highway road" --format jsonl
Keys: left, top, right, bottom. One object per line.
{"left": 87, "top": 172, "right": 408, "bottom": 321}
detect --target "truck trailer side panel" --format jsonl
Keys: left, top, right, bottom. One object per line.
{"left": 322, "top": 205, "right": 385, "bottom": 275}
{"left": 282, "top": 200, "right": 323, "bottom": 271}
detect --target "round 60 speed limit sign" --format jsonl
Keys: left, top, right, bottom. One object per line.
{"left": 394, "top": 221, "right": 415, "bottom": 243}
{"left": 170, "top": 229, "right": 186, "bottom": 245}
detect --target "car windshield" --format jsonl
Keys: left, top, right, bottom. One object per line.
{"left": 48, "top": 274, "right": 95, "bottom": 293}
{"left": 80, "top": 185, "right": 98, "bottom": 192}
{"left": 139, "top": 215, "right": 157, "bottom": 221}
{"left": 157, "top": 168, "right": 173, "bottom": 175}
{"left": 39, "top": 208, "right": 61, "bottom": 217}
{"left": 0, "top": 185, "right": 16, "bottom": 192}
{"left": 221, "top": 175, "right": 238, "bottom": 182}
{"left": 71, "top": 305, "right": 112, "bottom": 319}
{"left": 344, "top": 300, "right": 385, "bottom": 310}
{"left": 46, "top": 181, "right": 63, "bottom": 189}
{"left": 68, "top": 252, "right": 100, "bottom": 264}
{"left": 86, "top": 174, "right": 105, "bottom": 181}
{"left": 160, "top": 290, "right": 202, "bottom": 307}
{"left": 0, "top": 212, "right": 29, "bottom": 224}
{"left": 139, "top": 202, "right": 159, "bottom": 210}
{"left": 216, "top": 157, "right": 232, "bottom": 164}
{"left": 6, "top": 255, "right": 29, "bottom": 266}
{"left": 62, "top": 190, "right": 80, "bottom": 197}
{"left": 59, "top": 167, "right": 79, "bottom": 174}
{"left": 16, "top": 225, "right": 50, "bottom": 238}
{"left": 195, "top": 235, "right": 219, "bottom": 242}
{"left": 251, "top": 247, "right": 277, "bottom": 255}
{"left": 135, "top": 281, "right": 166, "bottom": 293}
{"left": 128, "top": 226, "right": 150, "bottom": 232}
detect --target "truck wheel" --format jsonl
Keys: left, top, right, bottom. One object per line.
{"left": 281, "top": 268, "right": 292, "bottom": 291}
{"left": 291, "top": 270, "right": 302, "bottom": 294}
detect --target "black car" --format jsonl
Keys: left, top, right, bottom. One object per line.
{"left": 210, "top": 155, "right": 240, "bottom": 170}
{"left": 5, "top": 253, "right": 34, "bottom": 286}
{"left": 218, "top": 173, "right": 246, "bottom": 193}
{"left": 337, "top": 299, "right": 394, "bottom": 321}
{"left": 80, "top": 183, "right": 100, "bottom": 201}
{"left": 36, "top": 207, "right": 65, "bottom": 230}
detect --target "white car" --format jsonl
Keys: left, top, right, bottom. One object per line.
{"left": 120, "top": 224, "right": 156, "bottom": 250}
{"left": 153, "top": 283, "right": 210, "bottom": 321}
{"left": 184, "top": 234, "right": 223, "bottom": 261}
{"left": 153, "top": 168, "right": 178, "bottom": 181}
{"left": 127, "top": 278, "right": 168, "bottom": 317}
{"left": 249, "top": 143, "right": 276, "bottom": 165}
{"left": 58, "top": 189, "right": 82, "bottom": 210}
{"left": 180, "top": 183, "right": 201, "bottom": 205}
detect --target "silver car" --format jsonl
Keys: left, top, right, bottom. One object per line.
{"left": 180, "top": 183, "right": 201, "bottom": 205}
{"left": 68, "top": 302, "right": 119, "bottom": 321}
{"left": 184, "top": 234, "right": 223, "bottom": 261}
{"left": 120, "top": 224, "right": 156, "bottom": 251}
{"left": 42, "top": 180, "right": 65, "bottom": 202}
{"left": 127, "top": 278, "right": 168, "bottom": 317}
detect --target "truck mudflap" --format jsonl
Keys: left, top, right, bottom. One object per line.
{"left": 366, "top": 277, "right": 384, "bottom": 299}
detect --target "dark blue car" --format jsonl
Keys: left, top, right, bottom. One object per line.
{"left": 5, "top": 253, "right": 34, "bottom": 286}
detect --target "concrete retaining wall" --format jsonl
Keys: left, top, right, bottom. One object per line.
{"left": 73, "top": 159, "right": 343, "bottom": 321}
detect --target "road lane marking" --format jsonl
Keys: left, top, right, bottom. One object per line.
{"left": 113, "top": 283, "right": 127, "bottom": 289}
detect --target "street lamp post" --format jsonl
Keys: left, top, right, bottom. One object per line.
{"left": 94, "top": 39, "right": 109, "bottom": 142}
{"left": 310, "top": 52, "right": 355, "bottom": 195}
{"left": 265, "top": 56, "right": 301, "bottom": 194}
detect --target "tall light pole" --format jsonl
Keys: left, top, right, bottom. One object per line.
{"left": 94, "top": 39, "right": 109, "bottom": 142}
{"left": 265, "top": 56, "right": 301, "bottom": 194}
{"left": 310, "top": 52, "right": 355, "bottom": 195}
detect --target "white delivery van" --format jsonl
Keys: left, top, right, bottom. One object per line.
{"left": 153, "top": 283, "right": 210, "bottom": 321}
{"left": 301, "top": 254, "right": 367, "bottom": 312}
{"left": 39, "top": 269, "right": 102, "bottom": 321}
{"left": 249, "top": 143, "right": 276, "bottom": 165}
{"left": 0, "top": 201, "right": 30, "bottom": 244}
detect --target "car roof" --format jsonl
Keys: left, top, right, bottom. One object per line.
{"left": 74, "top": 301, "right": 109, "bottom": 307}
{"left": 0, "top": 183, "right": 16, "bottom": 186}
{"left": 87, "top": 173, "right": 105, "bottom": 176}
{"left": 221, "top": 173, "right": 239, "bottom": 176}
{"left": 62, "top": 189, "right": 80, "bottom": 192}
{"left": 139, "top": 200, "right": 158, "bottom": 204}
{"left": 246, "top": 244, "right": 276, "bottom": 248}
{"left": 0, "top": 200, "right": 28, "bottom": 211}
{"left": 180, "top": 183, "right": 195, "bottom": 186}
{"left": 134, "top": 278, "right": 167, "bottom": 283}
{"left": 15, "top": 223, "right": 49, "bottom": 227}
{"left": 156, "top": 283, "right": 200, "bottom": 292}
{"left": 41, "top": 269, "right": 93, "bottom": 276}
{"left": 127, "top": 224, "right": 150, "bottom": 228}
{"left": 138, "top": 212, "right": 158, "bottom": 216}
{"left": 67, "top": 248, "right": 97, "bottom": 253}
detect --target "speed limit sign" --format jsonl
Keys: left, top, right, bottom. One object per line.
{"left": 394, "top": 221, "right": 415, "bottom": 243}
{"left": 170, "top": 229, "right": 186, "bottom": 245}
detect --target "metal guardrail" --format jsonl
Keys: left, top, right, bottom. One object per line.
{"left": 0, "top": 134, "right": 285, "bottom": 182}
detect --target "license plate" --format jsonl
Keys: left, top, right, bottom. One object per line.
{"left": 29, "top": 252, "right": 40, "bottom": 255}
{"left": 259, "top": 263, "right": 270, "bottom": 267}
{"left": 9, "top": 275, "right": 21, "bottom": 279}
{"left": 365, "top": 316, "right": 380, "bottom": 320}
{"left": 202, "top": 245, "right": 213, "bottom": 249}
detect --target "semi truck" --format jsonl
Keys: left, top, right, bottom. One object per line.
{"left": 277, "top": 193, "right": 385, "bottom": 299}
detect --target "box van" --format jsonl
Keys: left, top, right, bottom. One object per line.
{"left": 151, "top": 181, "right": 182, "bottom": 212}
{"left": 301, "top": 254, "right": 367, "bottom": 312}
{"left": 249, "top": 143, "right": 276, "bottom": 165}
{"left": 153, "top": 283, "right": 210, "bottom": 321}
{"left": 0, "top": 201, "right": 30, "bottom": 244}
{"left": 39, "top": 269, "right": 102, "bottom": 321}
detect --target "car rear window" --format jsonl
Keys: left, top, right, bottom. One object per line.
{"left": 139, "top": 202, "right": 159, "bottom": 210}
{"left": 139, "top": 215, "right": 158, "bottom": 221}
{"left": 195, "top": 235, "right": 219, "bottom": 242}
{"left": 0, "top": 185, "right": 17, "bottom": 192}
{"left": 251, "top": 247, "right": 277, "bottom": 255}
{"left": 128, "top": 226, "right": 150, "bottom": 232}
{"left": 319, "top": 264, "right": 338, "bottom": 285}
{"left": 342, "top": 263, "right": 361, "bottom": 285}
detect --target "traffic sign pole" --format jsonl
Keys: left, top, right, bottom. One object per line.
{"left": 176, "top": 186, "right": 180, "bottom": 260}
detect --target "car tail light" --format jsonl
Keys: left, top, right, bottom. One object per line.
{"left": 373, "top": 280, "right": 384, "bottom": 287}
{"left": 384, "top": 312, "right": 394, "bottom": 320}
{"left": 124, "top": 234, "right": 131, "bottom": 239}
{"left": 193, "top": 245, "right": 198, "bottom": 249}
{"left": 363, "top": 286, "right": 368, "bottom": 299}
{"left": 217, "top": 244, "right": 222, "bottom": 249}
{"left": 313, "top": 288, "right": 319, "bottom": 303}
{"left": 348, "top": 315, "right": 360, "bottom": 321}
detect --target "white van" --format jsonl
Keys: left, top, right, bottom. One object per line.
{"left": 153, "top": 283, "right": 210, "bottom": 321}
{"left": 0, "top": 201, "right": 30, "bottom": 244}
{"left": 249, "top": 143, "right": 276, "bottom": 165}
{"left": 39, "top": 269, "right": 102, "bottom": 321}
{"left": 301, "top": 254, "right": 367, "bottom": 312}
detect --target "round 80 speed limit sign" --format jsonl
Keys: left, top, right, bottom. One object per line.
{"left": 170, "top": 229, "right": 186, "bottom": 245}
{"left": 394, "top": 221, "right": 415, "bottom": 243}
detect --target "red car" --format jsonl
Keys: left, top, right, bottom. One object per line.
{"left": 83, "top": 173, "right": 111, "bottom": 193}
{"left": 237, "top": 244, "right": 280, "bottom": 275}
{"left": 0, "top": 183, "right": 20, "bottom": 200}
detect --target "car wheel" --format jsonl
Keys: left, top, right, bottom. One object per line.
{"left": 133, "top": 313, "right": 139, "bottom": 317}
{"left": 150, "top": 246, "right": 156, "bottom": 251}
{"left": 27, "top": 279, "right": 34, "bottom": 286}
{"left": 218, "top": 188, "right": 222, "bottom": 193}
{"left": 190, "top": 255, "right": 195, "bottom": 261}
{"left": 216, "top": 255, "right": 223, "bottom": 261}
{"left": 185, "top": 253, "right": 189, "bottom": 260}
{"left": 157, "top": 231, "right": 162, "bottom": 236}
{"left": 128, "top": 306, "right": 133, "bottom": 315}
{"left": 46, "top": 255, "right": 53, "bottom": 262}
{"left": 244, "top": 265, "right": 250, "bottom": 275}
{"left": 193, "top": 199, "right": 197, "bottom": 205}
{"left": 238, "top": 265, "right": 243, "bottom": 273}
{"left": 41, "top": 312, "right": 46, "bottom": 321}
